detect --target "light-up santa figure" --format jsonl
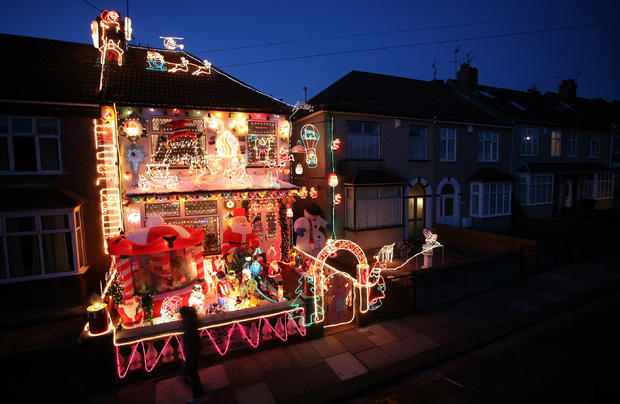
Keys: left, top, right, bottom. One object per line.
{"left": 187, "top": 283, "right": 205, "bottom": 315}
{"left": 221, "top": 208, "right": 260, "bottom": 262}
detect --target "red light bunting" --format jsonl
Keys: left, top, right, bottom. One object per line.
{"left": 114, "top": 307, "right": 306, "bottom": 378}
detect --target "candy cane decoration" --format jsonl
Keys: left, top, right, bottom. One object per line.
{"left": 194, "top": 246, "right": 204, "bottom": 280}
{"left": 119, "top": 256, "right": 134, "bottom": 296}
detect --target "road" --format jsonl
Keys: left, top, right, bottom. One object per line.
{"left": 349, "top": 291, "right": 620, "bottom": 404}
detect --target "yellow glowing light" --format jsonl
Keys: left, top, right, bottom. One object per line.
{"left": 278, "top": 120, "right": 290, "bottom": 138}
{"left": 216, "top": 131, "right": 239, "bottom": 158}
{"left": 295, "top": 163, "right": 303, "bottom": 175}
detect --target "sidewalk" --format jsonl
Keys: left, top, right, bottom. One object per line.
{"left": 87, "top": 253, "right": 620, "bottom": 404}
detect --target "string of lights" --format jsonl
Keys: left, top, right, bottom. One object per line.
{"left": 219, "top": 19, "right": 620, "bottom": 68}
{"left": 198, "top": 7, "right": 619, "bottom": 54}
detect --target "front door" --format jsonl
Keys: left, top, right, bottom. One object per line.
{"left": 407, "top": 184, "right": 425, "bottom": 239}
{"left": 437, "top": 184, "right": 459, "bottom": 227}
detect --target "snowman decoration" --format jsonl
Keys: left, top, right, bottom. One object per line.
{"left": 294, "top": 204, "right": 330, "bottom": 255}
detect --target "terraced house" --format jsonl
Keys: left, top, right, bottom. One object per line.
{"left": 291, "top": 65, "right": 615, "bottom": 250}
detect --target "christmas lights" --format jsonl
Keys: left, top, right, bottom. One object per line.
{"left": 138, "top": 164, "right": 179, "bottom": 191}
{"left": 300, "top": 124, "right": 320, "bottom": 168}
{"left": 113, "top": 307, "right": 306, "bottom": 378}
{"left": 160, "top": 36, "right": 184, "bottom": 50}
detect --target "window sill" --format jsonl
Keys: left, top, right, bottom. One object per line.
{"left": 471, "top": 213, "right": 511, "bottom": 218}
{"left": 408, "top": 159, "right": 430, "bottom": 162}
{"left": 342, "top": 159, "right": 384, "bottom": 162}
{"left": 0, "top": 171, "right": 66, "bottom": 176}
{"left": 439, "top": 160, "right": 457, "bottom": 163}
{"left": 344, "top": 224, "right": 404, "bottom": 232}
{"left": 477, "top": 160, "right": 499, "bottom": 163}
{"left": 0, "top": 269, "right": 85, "bottom": 285}
{"left": 517, "top": 202, "right": 553, "bottom": 206}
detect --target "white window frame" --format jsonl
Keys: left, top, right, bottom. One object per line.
{"left": 346, "top": 121, "right": 380, "bottom": 160}
{"left": 470, "top": 182, "right": 512, "bottom": 217}
{"left": 516, "top": 174, "right": 554, "bottom": 205}
{"left": 440, "top": 127, "right": 456, "bottom": 162}
{"left": 0, "top": 207, "right": 86, "bottom": 283}
{"left": 520, "top": 127, "right": 539, "bottom": 156}
{"left": 550, "top": 130, "right": 562, "bottom": 157}
{"left": 409, "top": 125, "right": 427, "bottom": 160}
{"left": 0, "top": 116, "right": 63, "bottom": 174}
{"left": 589, "top": 134, "right": 601, "bottom": 157}
{"left": 477, "top": 130, "right": 498, "bottom": 162}
{"left": 567, "top": 132, "right": 578, "bottom": 157}
{"left": 582, "top": 172, "right": 614, "bottom": 200}
{"left": 345, "top": 186, "right": 402, "bottom": 230}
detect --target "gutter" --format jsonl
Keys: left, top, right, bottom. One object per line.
{"left": 0, "top": 99, "right": 99, "bottom": 108}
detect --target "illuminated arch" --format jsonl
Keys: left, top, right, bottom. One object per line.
{"left": 312, "top": 240, "right": 369, "bottom": 324}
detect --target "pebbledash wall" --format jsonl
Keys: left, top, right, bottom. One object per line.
{"left": 0, "top": 103, "right": 110, "bottom": 310}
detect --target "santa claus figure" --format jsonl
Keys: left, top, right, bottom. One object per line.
{"left": 221, "top": 208, "right": 260, "bottom": 262}
{"left": 117, "top": 295, "right": 144, "bottom": 328}
{"left": 294, "top": 203, "right": 330, "bottom": 255}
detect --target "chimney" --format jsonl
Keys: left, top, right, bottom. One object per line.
{"left": 558, "top": 79, "right": 577, "bottom": 102}
{"left": 457, "top": 63, "right": 478, "bottom": 94}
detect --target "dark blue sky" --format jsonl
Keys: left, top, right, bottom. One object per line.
{"left": 2, "top": 0, "right": 619, "bottom": 105}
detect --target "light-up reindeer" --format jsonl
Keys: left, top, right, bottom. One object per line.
{"left": 167, "top": 57, "right": 189, "bottom": 73}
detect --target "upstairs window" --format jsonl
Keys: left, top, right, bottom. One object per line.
{"left": 567, "top": 132, "right": 578, "bottom": 157}
{"left": 409, "top": 126, "right": 427, "bottom": 160}
{"left": 520, "top": 127, "right": 539, "bottom": 156}
{"left": 0, "top": 116, "right": 62, "bottom": 173}
{"left": 346, "top": 121, "right": 380, "bottom": 160}
{"left": 439, "top": 128, "right": 456, "bottom": 161}
{"left": 477, "top": 131, "right": 498, "bottom": 162}
{"left": 589, "top": 134, "right": 600, "bottom": 157}
{"left": 550, "top": 130, "right": 562, "bottom": 157}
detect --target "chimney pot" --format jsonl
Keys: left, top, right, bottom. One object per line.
{"left": 457, "top": 63, "right": 478, "bottom": 94}
{"left": 559, "top": 79, "right": 577, "bottom": 102}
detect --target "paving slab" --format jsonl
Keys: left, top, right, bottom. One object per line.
{"left": 354, "top": 346, "right": 396, "bottom": 370}
{"left": 509, "top": 300, "right": 539, "bottom": 313}
{"left": 233, "top": 381, "right": 275, "bottom": 404}
{"left": 283, "top": 341, "right": 324, "bottom": 369}
{"left": 309, "top": 335, "right": 347, "bottom": 358}
{"left": 264, "top": 368, "right": 309, "bottom": 401}
{"left": 198, "top": 364, "right": 229, "bottom": 391}
{"left": 223, "top": 355, "right": 264, "bottom": 387}
{"left": 333, "top": 329, "right": 376, "bottom": 353}
{"left": 324, "top": 352, "right": 368, "bottom": 381}
{"left": 298, "top": 363, "right": 340, "bottom": 391}
{"left": 359, "top": 324, "right": 398, "bottom": 345}
{"left": 155, "top": 376, "right": 192, "bottom": 404}
{"left": 402, "top": 333, "right": 440, "bottom": 355}
{"left": 380, "top": 339, "right": 417, "bottom": 361}
{"left": 253, "top": 347, "right": 293, "bottom": 373}
{"left": 380, "top": 318, "right": 420, "bottom": 339}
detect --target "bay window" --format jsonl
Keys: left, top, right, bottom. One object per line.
{"left": 582, "top": 172, "right": 614, "bottom": 199}
{"left": 346, "top": 186, "right": 402, "bottom": 230}
{"left": 470, "top": 182, "right": 511, "bottom": 217}
{"left": 0, "top": 207, "right": 86, "bottom": 281}
{"left": 516, "top": 175, "right": 553, "bottom": 205}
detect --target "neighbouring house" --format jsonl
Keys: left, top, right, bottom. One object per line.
{"left": 454, "top": 65, "right": 614, "bottom": 217}
{"left": 290, "top": 70, "right": 512, "bottom": 250}
{"left": 0, "top": 33, "right": 104, "bottom": 310}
